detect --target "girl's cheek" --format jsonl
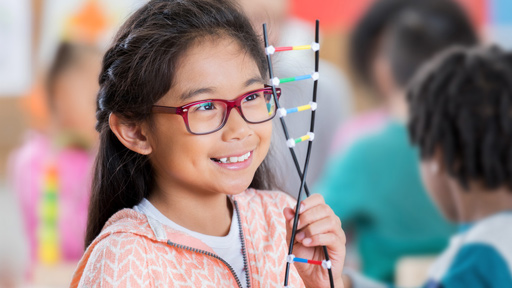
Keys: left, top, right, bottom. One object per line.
{"left": 261, "top": 122, "right": 273, "bottom": 152}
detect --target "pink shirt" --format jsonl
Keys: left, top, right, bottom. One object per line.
{"left": 8, "top": 131, "right": 93, "bottom": 264}
{"left": 330, "top": 109, "right": 389, "bottom": 155}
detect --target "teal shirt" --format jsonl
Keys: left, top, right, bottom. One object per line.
{"left": 314, "top": 121, "right": 455, "bottom": 282}
{"left": 424, "top": 212, "right": 512, "bottom": 288}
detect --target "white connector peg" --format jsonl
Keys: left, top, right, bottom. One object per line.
{"left": 271, "top": 77, "right": 281, "bottom": 86}
{"left": 286, "top": 138, "right": 296, "bottom": 148}
{"left": 311, "top": 72, "right": 319, "bottom": 81}
{"left": 322, "top": 260, "right": 332, "bottom": 269}
{"left": 278, "top": 108, "right": 287, "bottom": 118}
{"left": 266, "top": 45, "right": 276, "bottom": 55}
{"left": 286, "top": 254, "right": 295, "bottom": 264}
{"left": 311, "top": 42, "right": 320, "bottom": 51}
{"left": 309, "top": 102, "right": 317, "bottom": 111}
{"left": 307, "top": 132, "right": 315, "bottom": 141}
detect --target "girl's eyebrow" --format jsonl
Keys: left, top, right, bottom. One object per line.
{"left": 244, "top": 76, "right": 265, "bottom": 87}
{"left": 180, "top": 87, "right": 215, "bottom": 101}
{"left": 180, "top": 76, "right": 264, "bottom": 101}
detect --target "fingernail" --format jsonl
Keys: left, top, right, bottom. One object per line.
{"left": 296, "top": 232, "right": 305, "bottom": 241}
{"left": 303, "top": 238, "right": 312, "bottom": 245}
{"left": 299, "top": 203, "right": 305, "bottom": 213}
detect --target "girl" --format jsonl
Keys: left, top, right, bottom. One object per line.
{"left": 70, "top": 0, "right": 345, "bottom": 287}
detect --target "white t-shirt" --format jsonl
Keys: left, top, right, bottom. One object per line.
{"left": 133, "top": 198, "right": 247, "bottom": 287}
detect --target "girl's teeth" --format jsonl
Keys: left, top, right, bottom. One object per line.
{"left": 218, "top": 152, "right": 251, "bottom": 163}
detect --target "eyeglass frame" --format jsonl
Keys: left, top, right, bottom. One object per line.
{"left": 152, "top": 87, "right": 282, "bottom": 135}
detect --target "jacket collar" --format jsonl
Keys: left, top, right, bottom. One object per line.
{"left": 94, "top": 189, "right": 257, "bottom": 253}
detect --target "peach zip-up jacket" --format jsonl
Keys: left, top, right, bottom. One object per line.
{"left": 71, "top": 189, "right": 306, "bottom": 287}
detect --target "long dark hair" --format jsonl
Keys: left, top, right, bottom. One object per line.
{"left": 85, "top": 0, "right": 276, "bottom": 248}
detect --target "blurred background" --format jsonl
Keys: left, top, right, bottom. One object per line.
{"left": 0, "top": 0, "right": 511, "bottom": 287}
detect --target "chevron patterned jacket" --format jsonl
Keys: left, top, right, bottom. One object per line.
{"left": 70, "top": 189, "right": 306, "bottom": 287}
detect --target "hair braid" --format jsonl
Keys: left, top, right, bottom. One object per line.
{"left": 408, "top": 45, "right": 512, "bottom": 191}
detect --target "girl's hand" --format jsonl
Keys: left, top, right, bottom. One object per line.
{"left": 283, "top": 194, "right": 346, "bottom": 288}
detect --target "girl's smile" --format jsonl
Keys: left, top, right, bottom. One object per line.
{"left": 211, "top": 150, "right": 254, "bottom": 170}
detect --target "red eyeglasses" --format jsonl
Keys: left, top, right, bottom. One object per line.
{"left": 152, "top": 87, "right": 281, "bottom": 135}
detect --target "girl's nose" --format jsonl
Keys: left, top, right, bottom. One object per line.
{"left": 221, "top": 108, "right": 251, "bottom": 141}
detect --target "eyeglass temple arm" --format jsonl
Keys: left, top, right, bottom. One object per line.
{"left": 152, "top": 105, "right": 179, "bottom": 114}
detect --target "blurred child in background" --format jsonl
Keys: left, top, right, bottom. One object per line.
{"left": 8, "top": 41, "right": 101, "bottom": 275}
{"left": 408, "top": 45, "right": 512, "bottom": 288}
{"left": 344, "top": 45, "right": 512, "bottom": 288}
{"left": 315, "top": 0, "right": 477, "bottom": 282}
{"left": 331, "top": 0, "right": 410, "bottom": 153}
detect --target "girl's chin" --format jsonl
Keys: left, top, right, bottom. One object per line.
{"left": 218, "top": 179, "right": 254, "bottom": 195}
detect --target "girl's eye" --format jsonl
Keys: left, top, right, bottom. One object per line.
{"left": 193, "top": 102, "right": 215, "bottom": 111}
{"left": 244, "top": 93, "right": 261, "bottom": 102}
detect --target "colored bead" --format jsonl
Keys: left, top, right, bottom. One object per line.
{"left": 270, "top": 73, "right": 317, "bottom": 86}
{"left": 279, "top": 102, "right": 318, "bottom": 118}
{"left": 288, "top": 256, "right": 327, "bottom": 268}
{"left": 293, "top": 257, "right": 308, "bottom": 263}
{"left": 292, "top": 45, "right": 311, "bottom": 50}
{"left": 266, "top": 43, "right": 319, "bottom": 55}
{"left": 275, "top": 46, "right": 294, "bottom": 52}
{"left": 294, "top": 134, "right": 310, "bottom": 144}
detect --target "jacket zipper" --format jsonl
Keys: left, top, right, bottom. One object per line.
{"left": 234, "top": 200, "right": 251, "bottom": 288}
{"left": 165, "top": 200, "right": 251, "bottom": 288}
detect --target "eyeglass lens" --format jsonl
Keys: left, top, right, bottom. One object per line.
{"left": 187, "top": 90, "right": 276, "bottom": 134}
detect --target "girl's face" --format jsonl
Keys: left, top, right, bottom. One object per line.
{"left": 147, "top": 36, "right": 272, "bottom": 196}
{"left": 53, "top": 51, "right": 102, "bottom": 148}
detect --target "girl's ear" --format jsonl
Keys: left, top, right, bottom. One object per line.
{"left": 109, "top": 113, "right": 152, "bottom": 155}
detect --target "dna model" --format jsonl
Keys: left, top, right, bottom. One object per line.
{"left": 263, "top": 21, "right": 335, "bottom": 288}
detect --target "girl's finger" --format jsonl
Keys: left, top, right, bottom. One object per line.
{"left": 283, "top": 206, "right": 295, "bottom": 221}
{"left": 295, "top": 203, "right": 332, "bottom": 230}
{"left": 295, "top": 216, "right": 342, "bottom": 242}
{"left": 295, "top": 194, "right": 326, "bottom": 214}
{"left": 300, "top": 232, "right": 346, "bottom": 248}
{"left": 283, "top": 207, "right": 302, "bottom": 244}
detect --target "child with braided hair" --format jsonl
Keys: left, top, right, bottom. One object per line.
{"left": 407, "top": 45, "right": 512, "bottom": 287}
{"left": 343, "top": 46, "right": 512, "bottom": 288}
